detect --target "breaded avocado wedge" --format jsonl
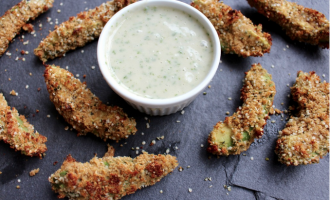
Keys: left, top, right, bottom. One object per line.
{"left": 0, "top": 93, "right": 47, "bottom": 158}
{"left": 247, "top": 0, "right": 329, "bottom": 48}
{"left": 34, "top": 0, "right": 136, "bottom": 63}
{"left": 208, "top": 64, "right": 276, "bottom": 156}
{"left": 44, "top": 65, "right": 137, "bottom": 142}
{"left": 275, "top": 71, "right": 329, "bottom": 166}
{"left": 49, "top": 146, "right": 178, "bottom": 200}
{"left": 0, "top": 0, "right": 54, "bottom": 56}
{"left": 191, "top": 0, "right": 272, "bottom": 57}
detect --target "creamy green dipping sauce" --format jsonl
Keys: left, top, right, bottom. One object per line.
{"left": 106, "top": 6, "right": 213, "bottom": 99}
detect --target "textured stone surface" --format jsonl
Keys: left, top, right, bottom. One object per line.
{"left": 0, "top": 0, "right": 328, "bottom": 199}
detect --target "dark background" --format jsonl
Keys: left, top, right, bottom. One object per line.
{"left": 0, "top": 0, "right": 328, "bottom": 200}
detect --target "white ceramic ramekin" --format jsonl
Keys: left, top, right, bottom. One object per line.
{"left": 97, "top": 0, "right": 220, "bottom": 116}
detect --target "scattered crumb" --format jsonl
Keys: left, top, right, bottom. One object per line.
{"left": 265, "top": 157, "right": 270, "bottom": 161}
{"left": 250, "top": 157, "right": 254, "bottom": 160}
{"left": 53, "top": 161, "right": 58, "bottom": 166}
{"left": 178, "top": 166, "right": 183, "bottom": 172}
{"left": 16, "top": 185, "right": 20, "bottom": 189}
{"left": 225, "top": 111, "right": 230, "bottom": 115}
{"left": 29, "top": 168, "right": 40, "bottom": 177}
{"left": 160, "top": 190, "right": 163, "bottom": 194}
{"left": 188, "top": 188, "right": 192, "bottom": 193}
{"left": 274, "top": 108, "right": 282, "bottom": 114}
{"left": 150, "top": 140, "right": 156, "bottom": 146}
{"left": 22, "top": 23, "right": 34, "bottom": 32}
{"left": 10, "top": 90, "right": 18, "bottom": 96}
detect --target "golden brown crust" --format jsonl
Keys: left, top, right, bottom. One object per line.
{"left": 208, "top": 64, "right": 276, "bottom": 155}
{"left": 44, "top": 65, "right": 137, "bottom": 142}
{"left": 49, "top": 152, "right": 178, "bottom": 200}
{"left": 191, "top": 0, "right": 272, "bottom": 57}
{"left": 0, "top": 93, "right": 47, "bottom": 158}
{"left": 275, "top": 71, "right": 329, "bottom": 166}
{"left": 0, "top": 0, "right": 54, "bottom": 56}
{"left": 247, "top": 0, "right": 329, "bottom": 48}
{"left": 34, "top": 0, "right": 136, "bottom": 63}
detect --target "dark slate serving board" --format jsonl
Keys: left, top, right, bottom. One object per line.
{"left": 0, "top": 0, "right": 328, "bottom": 199}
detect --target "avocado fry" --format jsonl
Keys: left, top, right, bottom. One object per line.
{"left": 0, "top": 93, "right": 47, "bottom": 158}
{"left": 275, "top": 71, "right": 329, "bottom": 166}
{"left": 49, "top": 146, "right": 178, "bottom": 200}
{"left": 247, "top": 0, "right": 329, "bottom": 48}
{"left": 208, "top": 64, "right": 276, "bottom": 156}
{"left": 0, "top": 0, "right": 54, "bottom": 56}
{"left": 44, "top": 65, "right": 137, "bottom": 142}
{"left": 191, "top": 0, "right": 272, "bottom": 57}
{"left": 34, "top": 0, "right": 136, "bottom": 63}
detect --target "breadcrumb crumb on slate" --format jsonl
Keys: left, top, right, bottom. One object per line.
{"left": 247, "top": 0, "right": 329, "bottom": 48}
{"left": 49, "top": 146, "right": 178, "bottom": 200}
{"left": 191, "top": 0, "right": 272, "bottom": 57}
{"left": 34, "top": 0, "right": 136, "bottom": 63}
{"left": 0, "top": 93, "right": 47, "bottom": 158}
{"left": 207, "top": 64, "right": 276, "bottom": 156}
{"left": 0, "top": 0, "right": 54, "bottom": 56}
{"left": 275, "top": 71, "right": 329, "bottom": 166}
{"left": 29, "top": 168, "right": 40, "bottom": 176}
{"left": 44, "top": 65, "right": 137, "bottom": 142}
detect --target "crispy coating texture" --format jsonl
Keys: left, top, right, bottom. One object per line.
{"left": 208, "top": 64, "right": 276, "bottom": 156}
{"left": 0, "top": 0, "right": 54, "bottom": 56}
{"left": 275, "top": 72, "right": 329, "bottom": 166}
{"left": 49, "top": 147, "right": 178, "bottom": 200}
{"left": 44, "top": 65, "right": 137, "bottom": 142}
{"left": 247, "top": 0, "right": 329, "bottom": 48}
{"left": 191, "top": 0, "right": 272, "bottom": 57}
{"left": 34, "top": 0, "right": 136, "bottom": 63}
{"left": 0, "top": 93, "right": 47, "bottom": 158}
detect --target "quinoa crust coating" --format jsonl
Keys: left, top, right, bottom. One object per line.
{"left": 247, "top": 0, "right": 329, "bottom": 48}
{"left": 0, "top": 93, "right": 47, "bottom": 158}
{"left": 49, "top": 146, "right": 178, "bottom": 200}
{"left": 44, "top": 65, "right": 137, "bottom": 142}
{"left": 191, "top": 0, "right": 272, "bottom": 57}
{"left": 208, "top": 64, "right": 276, "bottom": 156}
{"left": 34, "top": 0, "right": 136, "bottom": 63}
{"left": 0, "top": 0, "right": 54, "bottom": 56}
{"left": 275, "top": 71, "right": 329, "bottom": 166}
